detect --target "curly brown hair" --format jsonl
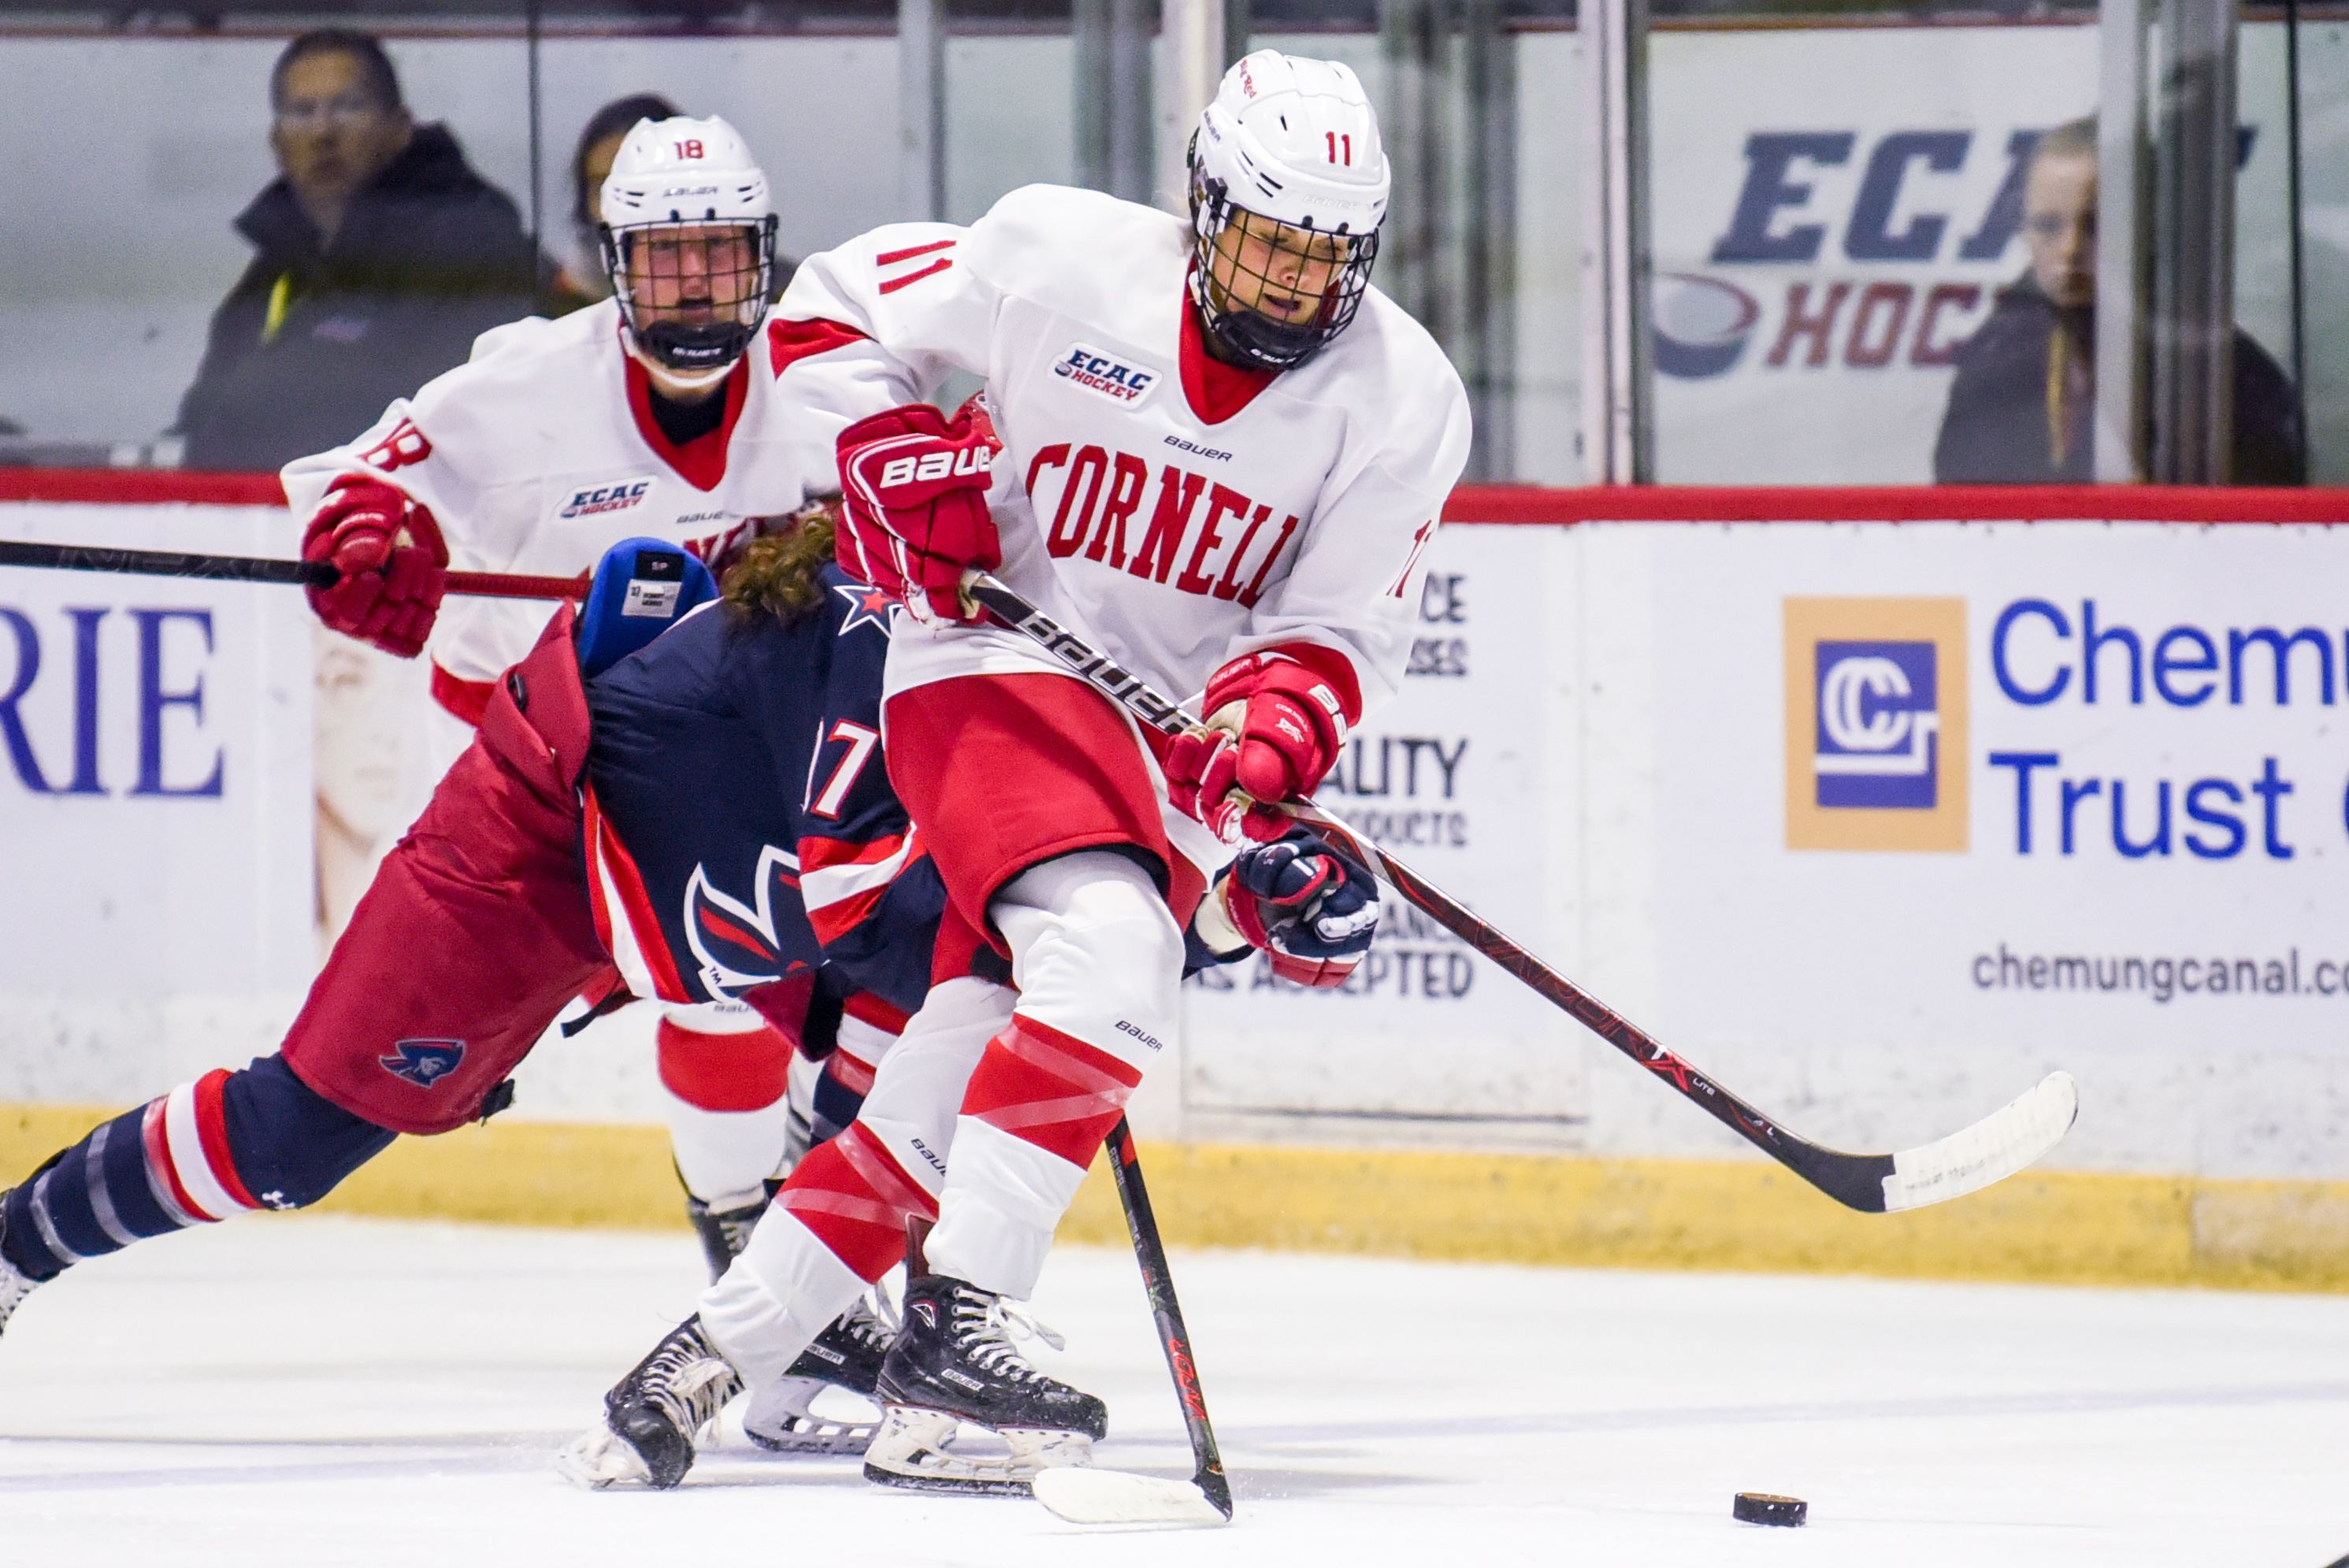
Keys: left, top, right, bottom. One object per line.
{"left": 721, "top": 501, "right": 839, "bottom": 625}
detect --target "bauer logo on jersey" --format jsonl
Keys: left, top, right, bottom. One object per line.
{"left": 560, "top": 478, "right": 655, "bottom": 519}
{"left": 380, "top": 1039, "right": 466, "bottom": 1088}
{"left": 1783, "top": 598, "right": 1968, "bottom": 853}
{"left": 1053, "top": 343, "right": 1160, "bottom": 407}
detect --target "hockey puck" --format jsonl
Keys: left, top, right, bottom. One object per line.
{"left": 1733, "top": 1492, "right": 1807, "bottom": 1527}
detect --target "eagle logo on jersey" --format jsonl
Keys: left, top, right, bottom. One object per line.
{"left": 380, "top": 1039, "right": 466, "bottom": 1088}
{"left": 832, "top": 580, "right": 896, "bottom": 638}
{"left": 684, "top": 845, "right": 803, "bottom": 996}
{"left": 1053, "top": 343, "right": 1160, "bottom": 408}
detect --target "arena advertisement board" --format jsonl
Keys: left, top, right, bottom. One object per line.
{"left": 0, "top": 500, "right": 314, "bottom": 1103}
{"left": 1645, "top": 24, "right": 2317, "bottom": 484}
{"left": 1631, "top": 519, "right": 2349, "bottom": 1177}
{"left": 1177, "top": 524, "right": 1586, "bottom": 1147}
{"left": 7, "top": 494, "right": 2347, "bottom": 1180}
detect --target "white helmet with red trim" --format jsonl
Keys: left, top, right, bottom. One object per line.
{"left": 597, "top": 115, "right": 779, "bottom": 380}
{"left": 1187, "top": 52, "right": 1390, "bottom": 371}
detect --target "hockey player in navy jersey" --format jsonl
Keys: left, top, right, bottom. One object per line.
{"left": 564, "top": 50, "right": 1450, "bottom": 1496}
{"left": 0, "top": 524, "right": 947, "bottom": 1453}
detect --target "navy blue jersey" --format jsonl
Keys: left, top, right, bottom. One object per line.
{"left": 581, "top": 565, "right": 944, "bottom": 1016}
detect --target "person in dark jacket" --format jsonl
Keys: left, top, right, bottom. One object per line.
{"left": 1934, "top": 117, "right": 2305, "bottom": 486}
{"left": 176, "top": 31, "right": 541, "bottom": 473}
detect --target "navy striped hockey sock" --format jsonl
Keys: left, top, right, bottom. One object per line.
{"left": 2, "top": 1055, "right": 394, "bottom": 1281}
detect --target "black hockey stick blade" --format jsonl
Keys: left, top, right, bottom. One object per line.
{"left": 962, "top": 570, "right": 2080, "bottom": 1215}
{"left": 0, "top": 538, "right": 586, "bottom": 600}
{"left": 1033, "top": 1118, "right": 1232, "bottom": 1526}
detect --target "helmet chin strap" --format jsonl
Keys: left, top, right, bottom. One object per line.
{"left": 627, "top": 337, "right": 737, "bottom": 397}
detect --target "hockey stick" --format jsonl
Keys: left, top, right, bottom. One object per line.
{"left": 1031, "top": 1116, "right": 1231, "bottom": 1527}
{"left": 0, "top": 539, "right": 586, "bottom": 601}
{"left": 961, "top": 569, "right": 2079, "bottom": 1216}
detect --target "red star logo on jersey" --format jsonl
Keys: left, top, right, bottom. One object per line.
{"left": 833, "top": 580, "right": 896, "bottom": 638}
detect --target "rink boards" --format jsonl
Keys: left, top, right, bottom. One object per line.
{"left": 3, "top": 480, "right": 2347, "bottom": 1286}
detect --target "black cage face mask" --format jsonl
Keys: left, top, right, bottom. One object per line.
{"left": 603, "top": 217, "right": 778, "bottom": 374}
{"left": 1187, "top": 178, "right": 1380, "bottom": 373}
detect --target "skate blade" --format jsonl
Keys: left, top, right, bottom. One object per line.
{"left": 746, "top": 1414, "right": 879, "bottom": 1456}
{"left": 555, "top": 1423, "right": 651, "bottom": 1489}
{"left": 743, "top": 1375, "right": 880, "bottom": 1456}
{"left": 862, "top": 1406, "right": 1093, "bottom": 1496}
{"left": 1033, "top": 1468, "right": 1230, "bottom": 1526}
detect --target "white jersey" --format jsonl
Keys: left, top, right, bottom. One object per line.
{"left": 282, "top": 298, "right": 903, "bottom": 703}
{"left": 775, "top": 183, "right": 1471, "bottom": 729}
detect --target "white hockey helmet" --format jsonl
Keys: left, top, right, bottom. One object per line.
{"left": 597, "top": 115, "right": 780, "bottom": 378}
{"left": 1187, "top": 51, "right": 1390, "bottom": 371}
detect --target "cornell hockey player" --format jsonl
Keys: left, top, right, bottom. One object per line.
{"left": 566, "top": 50, "right": 1461, "bottom": 1496}
{"left": 280, "top": 114, "right": 882, "bottom": 1270}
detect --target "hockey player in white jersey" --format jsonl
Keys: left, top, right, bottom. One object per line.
{"left": 570, "top": 53, "right": 1462, "bottom": 1495}
{"left": 278, "top": 118, "right": 907, "bottom": 1307}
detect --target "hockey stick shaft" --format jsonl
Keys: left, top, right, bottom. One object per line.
{"left": 959, "top": 572, "right": 2079, "bottom": 1214}
{"left": 1104, "top": 1115, "right": 1233, "bottom": 1520}
{"left": 0, "top": 539, "right": 586, "bottom": 600}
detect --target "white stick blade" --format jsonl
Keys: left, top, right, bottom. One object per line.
{"left": 1032, "top": 1467, "right": 1229, "bottom": 1526}
{"left": 1880, "top": 1070, "right": 2080, "bottom": 1213}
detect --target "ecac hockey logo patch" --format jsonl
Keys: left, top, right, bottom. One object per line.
{"left": 1053, "top": 343, "right": 1159, "bottom": 407}
{"left": 380, "top": 1039, "right": 466, "bottom": 1088}
{"left": 1783, "top": 598, "right": 1967, "bottom": 853}
{"left": 560, "top": 478, "right": 654, "bottom": 519}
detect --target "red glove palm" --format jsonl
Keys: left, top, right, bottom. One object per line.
{"left": 302, "top": 475, "right": 447, "bottom": 658}
{"left": 1166, "top": 649, "right": 1358, "bottom": 843}
{"left": 836, "top": 398, "right": 1002, "bottom": 628}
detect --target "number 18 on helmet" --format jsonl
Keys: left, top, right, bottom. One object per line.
{"left": 598, "top": 115, "right": 780, "bottom": 384}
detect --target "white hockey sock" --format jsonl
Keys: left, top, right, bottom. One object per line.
{"left": 923, "top": 852, "right": 1182, "bottom": 1299}
{"left": 697, "top": 1209, "right": 869, "bottom": 1387}
{"left": 659, "top": 999, "right": 793, "bottom": 1208}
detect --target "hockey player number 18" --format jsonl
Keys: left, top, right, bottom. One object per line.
{"left": 676, "top": 139, "right": 705, "bottom": 160}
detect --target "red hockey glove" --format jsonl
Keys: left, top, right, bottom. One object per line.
{"left": 836, "top": 398, "right": 1002, "bottom": 628}
{"left": 1167, "top": 649, "right": 1356, "bottom": 843}
{"left": 302, "top": 474, "right": 448, "bottom": 658}
{"left": 1214, "top": 827, "right": 1381, "bottom": 988}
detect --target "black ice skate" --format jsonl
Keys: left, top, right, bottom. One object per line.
{"left": 863, "top": 1273, "right": 1107, "bottom": 1496}
{"left": 0, "top": 1198, "right": 43, "bottom": 1337}
{"left": 743, "top": 1288, "right": 899, "bottom": 1455}
{"left": 557, "top": 1315, "right": 742, "bottom": 1489}
{"left": 684, "top": 1188, "right": 771, "bottom": 1283}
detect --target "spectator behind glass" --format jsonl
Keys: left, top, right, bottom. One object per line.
{"left": 175, "top": 31, "right": 540, "bottom": 473}
{"left": 544, "top": 92, "right": 682, "bottom": 313}
{"left": 1934, "top": 117, "right": 2305, "bottom": 485}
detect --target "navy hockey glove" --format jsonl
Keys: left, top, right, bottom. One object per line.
{"left": 1211, "top": 826, "right": 1381, "bottom": 988}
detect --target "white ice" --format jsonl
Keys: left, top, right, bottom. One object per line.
{"left": 0, "top": 1215, "right": 2343, "bottom": 1566}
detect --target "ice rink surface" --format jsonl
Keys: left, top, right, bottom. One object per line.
{"left": 0, "top": 1215, "right": 2343, "bottom": 1567}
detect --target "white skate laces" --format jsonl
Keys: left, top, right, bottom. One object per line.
{"left": 951, "top": 1286, "right": 1067, "bottom": 1380}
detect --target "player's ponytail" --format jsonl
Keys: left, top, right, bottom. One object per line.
{"left": 721, "top": 500, "right": 837, "bottom": 624}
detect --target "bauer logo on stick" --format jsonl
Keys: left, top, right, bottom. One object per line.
{"left": 1783, "top": 597, "right": 1968, "bottom": 852}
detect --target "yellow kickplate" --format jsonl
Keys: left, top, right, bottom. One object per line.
{"left": 7, "top": 1103, "right": 2346, "bottom": 1292}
